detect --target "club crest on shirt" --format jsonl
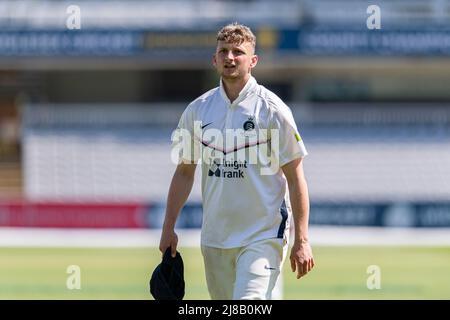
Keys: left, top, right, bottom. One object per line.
{"left": 243, "top": 116, "right": 255, "bottom": 131}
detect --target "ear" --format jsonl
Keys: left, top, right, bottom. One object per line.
{"left": 212, "top": 54, "right": 217, "bottom": 67}
{"left": 250, "top": 54, "right": 258, "bottom": 69}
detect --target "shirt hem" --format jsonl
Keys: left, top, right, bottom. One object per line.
{"left": 200, "top": 234, "right": 286, "bottom": 249}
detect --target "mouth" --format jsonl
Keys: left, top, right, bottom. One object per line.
{"left": 224, "top": 65, "right": 236, "bottom": 69}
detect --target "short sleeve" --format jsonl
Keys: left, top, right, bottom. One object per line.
{"left": 270, "top": 106, "right": 308, "bottom": 167}
{"left": 171, "top": 105, "right": 200, "bottom": 163}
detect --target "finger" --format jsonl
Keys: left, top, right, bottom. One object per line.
{"left": 159, "top": 243, "right": 167, "bottom": 254}
{"left": 303, "top": 260, "right": 309, "bottom": 273}
{"left": 303, "top": 260, "right": 309, "bottom": 275}
{"left": 290, "top": 257, "right": 296, "bottom": 273}
{"left": 171, "top": 243, "right": 177, "bottom": 258}
{"left": 301, "top": 261, "right": 308, "bottom": 276}
{"left": 297, "top": 261, "right": 304, "bottom": 279}
{"left": 309, "top": 258, "right": 315, "bottom": 271}
{"left": 160, "top": 246, "right": 169, "bottom": 258}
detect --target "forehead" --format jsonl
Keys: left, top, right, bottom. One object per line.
{"left": 216, "top": 40, "right": 253, "bottom": 52}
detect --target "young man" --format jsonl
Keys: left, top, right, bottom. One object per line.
{"left": 159, "top": 22, "right": 314, "bottom": 300}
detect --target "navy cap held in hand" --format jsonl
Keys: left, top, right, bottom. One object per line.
{"left": 150, "top": 248, "right": 185, "bottom": 300}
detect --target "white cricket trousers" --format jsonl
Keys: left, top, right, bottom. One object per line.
{"left": 201, "top": 238, "right": 288, "bottom": 300}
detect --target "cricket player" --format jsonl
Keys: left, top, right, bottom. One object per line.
{"left": 159, "top": 22, "right": 314, "bottom": 300}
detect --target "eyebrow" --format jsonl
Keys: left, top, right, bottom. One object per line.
{"left": 217, "top": 46, "right": 246, "bottom": 52}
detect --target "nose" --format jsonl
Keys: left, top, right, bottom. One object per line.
{"left": 225, "top": 51, "right": 234, "bottom": 61}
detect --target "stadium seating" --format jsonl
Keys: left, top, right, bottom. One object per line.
{"left": 22, "top": 103, "right": 450, "bottom": 203}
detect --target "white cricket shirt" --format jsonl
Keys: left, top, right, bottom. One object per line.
{"left": 173, "top": 76, "right": 308, "bottom": 248}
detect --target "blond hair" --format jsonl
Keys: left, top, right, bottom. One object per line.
{"left": 216, "top": 22, "right": 256, "bottom": 50}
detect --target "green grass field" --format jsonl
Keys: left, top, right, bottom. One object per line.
{"left": 1, "top": 246, "right": 449, "bottom": 299}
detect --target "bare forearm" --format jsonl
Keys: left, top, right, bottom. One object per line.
{"left": 282, "top": 158, "right": 314, "bottom": 278}
{"left": 163, "top": 169, "right": 195, "bottom": 230}
{"left": 288, "top": 175, "right": 310, "bottom": 243}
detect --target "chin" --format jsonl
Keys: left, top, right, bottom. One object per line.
{"left": 222, "top": 72, "right": 241, "bottom": 80}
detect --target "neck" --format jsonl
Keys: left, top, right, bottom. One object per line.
{"left": 222, "top": 74, "right": 251, "bottom": 103}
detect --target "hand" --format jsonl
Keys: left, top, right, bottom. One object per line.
{"left": 290, "top": 240, "right": 314, "bottom": 279}
{"left": 159, "top": 228, "right": 178, "bottom": 258}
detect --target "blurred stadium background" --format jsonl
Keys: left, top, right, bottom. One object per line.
{"left": 0, "top": 0, "right": 450, "bottom": 299}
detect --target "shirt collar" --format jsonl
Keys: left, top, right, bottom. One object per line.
{"left": 219, "top": 75, "right": 257, "bottom": 106}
